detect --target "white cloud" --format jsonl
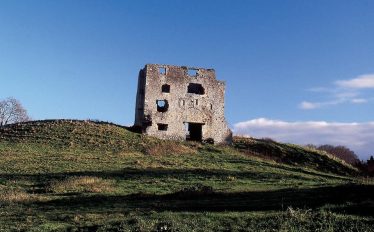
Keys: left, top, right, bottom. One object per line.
{"left": 299, "top": 101, "right": 320, "bottom": 110}
{"left": 300, "top": 74, "right": 374, "bottom": 110}
{"left": 234, "top": 118, "right": 374, "bottom": 160}
{"left": 308, "top": 87, "right": 333, "bottom": 93}
{"left": 336, "top": 74, "right": 374, "bottom": 89}
{"left": 298, "top": 99, "right": 343, "bottom": 110}
{"left": 351, "top": 98, "right": 367, "bottom": 104}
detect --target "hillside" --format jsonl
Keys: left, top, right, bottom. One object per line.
{"left": 0, "top": 120, "right": 357, "bottom": 176}
{"left": 0, "top": 120, "right": 373, "bottom": 231}
{"left": 233, "top": 136, "right": 358, "bottom": 176}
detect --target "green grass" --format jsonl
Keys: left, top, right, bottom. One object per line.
{"left": 233, "top": 136, "right": 358, "bottom": 176}
{"left": 0, "top": 120, "right": 373, "bottom": 231}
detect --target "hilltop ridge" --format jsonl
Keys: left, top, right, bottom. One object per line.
{"left": 0, "top": 120, "right": 357, "bottom": 176}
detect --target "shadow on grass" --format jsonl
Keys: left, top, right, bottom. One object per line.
{"left": 1, "top": 169, "right": 369, "bottom": 216}
{"left": 30, "top": 184, "right": 374, "bottom": 217}
{"left": 0, "top": 167, "right": 347, "bottom": 189}
{"left": 224, "top": 158, "right": 352, "bottom": 181}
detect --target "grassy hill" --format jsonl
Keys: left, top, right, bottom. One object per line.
{"left": 0, "top": 120, "right": 373, "bottom": 231}
{"left": 233, "top": 136, "right": 358, "bottom": 176}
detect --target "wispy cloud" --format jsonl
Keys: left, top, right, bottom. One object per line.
{"left": 351, "top": 98, "right": 367, "bottom": 104}
{"left": 299, "top": 100, "right": 342, "bottom": 110}
{"left": 336, "top": 74, "right": 374, "bottom": 89}
{"left": 299, "top": 74, "right": 374, "bottom": 110}
{"left": 299, "top": 101, "right": 320, "bottom": 110}
{"left": 233, "top": 118, "right": 374, "bottom": 160}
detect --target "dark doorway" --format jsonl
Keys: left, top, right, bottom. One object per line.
{"left": 185, "top": 122, "right": 203, "bottom": 141}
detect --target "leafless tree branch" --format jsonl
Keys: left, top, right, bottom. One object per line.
{"left": 0, "top": 97, "right": 30, "bottom": 126}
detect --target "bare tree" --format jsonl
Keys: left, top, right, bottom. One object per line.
{"left": 317, "top": 144, "right": 360, "bottom": 165}
{"left": 0, "top": 97, "right": 30, "bottom": 126}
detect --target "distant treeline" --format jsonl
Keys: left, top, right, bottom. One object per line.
{"left": 306, "top": 144, "right": 374, "bottom": 176}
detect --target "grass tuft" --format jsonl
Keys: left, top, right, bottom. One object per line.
{"left": 0, "top": 189, "right": 36, "bottom": 204}
{"left": 145, "top": 141, "right": 196, "bottom": 156}
{"left": 48, "top": 176, "right": 114, "bottom": 193}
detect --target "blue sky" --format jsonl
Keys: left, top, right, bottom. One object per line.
{"left": 1, "top": 1, "right": 374, "bottom": 159}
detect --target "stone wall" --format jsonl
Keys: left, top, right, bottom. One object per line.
{"left": 134, "top": 64, "right": 232, "bottom": 144}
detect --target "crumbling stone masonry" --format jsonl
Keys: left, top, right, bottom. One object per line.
{"left": 134, "top": 64, "right": 232, "bottom": 144}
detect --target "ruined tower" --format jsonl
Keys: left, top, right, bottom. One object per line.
{"left": 134, "top": 64, "right": 232, "bottom": 144}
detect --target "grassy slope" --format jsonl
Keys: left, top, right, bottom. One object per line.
{"left": 233, "top": 136, "right": 358, "bottom": 176}
{"left": 0, "top": 120, "right": 373, "bottom": 231}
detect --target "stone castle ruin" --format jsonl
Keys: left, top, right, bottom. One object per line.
{"left": 134, "top": 64, "right": 232, "bottom": 144}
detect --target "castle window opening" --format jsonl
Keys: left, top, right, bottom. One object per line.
{"left": 188, "top": 69, "right": 198, "bottom": 76}
{"left": 179, "top": 99, "right": 185, "bottom": 107}
{"left": 187, "top": 83, "right": 205, "bottom": 95}
{"left": 159, "top": 67, "right": 166, "bottom": 75}
{"left": 157, "top": 123, "right": 168, "bottom": 131}
{"left": 156, "top": 100, "right": 169, "bottom": 112}
{"left": 162, "top": 84, "right": 170, "bottom": 93}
